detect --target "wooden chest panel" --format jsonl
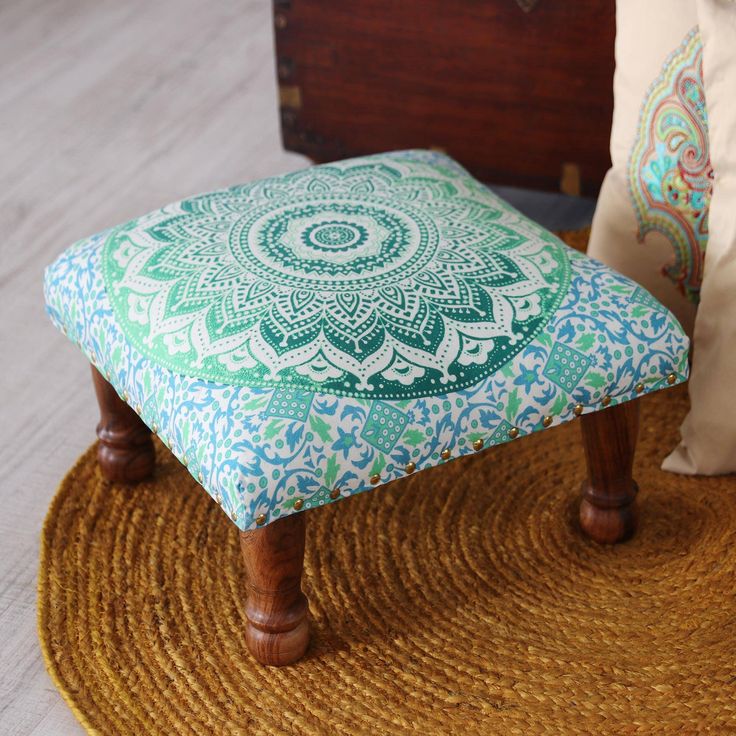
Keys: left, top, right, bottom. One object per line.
{"left": 274, "top": 0, "right": 615, "bottom": 195}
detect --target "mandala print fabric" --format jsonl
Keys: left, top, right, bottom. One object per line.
{"left": 629, "top": 27, "right": 712, "bottom": 303}
{"left": 103, "top": 152, "right": 570, "bottom": 400}
{"left": 45, "top": 151, "right": 689, "bottom": 531}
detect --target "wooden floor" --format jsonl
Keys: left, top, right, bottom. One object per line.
{"left": 0, "top": 2, "right": 305, "bottom": 733}
{"left": 0, "top": 2, "right": 594, "bottom": 733}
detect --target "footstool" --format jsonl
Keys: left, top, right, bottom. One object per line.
{"left": 44, "top": 150, "right": 689, "bottom": 666}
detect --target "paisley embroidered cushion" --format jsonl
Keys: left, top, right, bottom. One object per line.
{"left": 627, "top": 27, "right": 711, "bottom": 304}
{"left": 44, "top": 150, "right": 689, "bottom": 530}
{"left": 588, "top": 0, "right": 706, "bottom": 336}
{"left": 663, "top": 0, "right": 736, "bottom": 476}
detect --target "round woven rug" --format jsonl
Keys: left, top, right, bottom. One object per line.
{"left": 38, "top": 386, "right": 736, "bottom": 735}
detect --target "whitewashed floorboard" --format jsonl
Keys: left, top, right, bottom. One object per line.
{"left": 0, "top": 1, "right": 305, "bottom": 733}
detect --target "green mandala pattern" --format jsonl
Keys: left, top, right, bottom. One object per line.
{"left": 103, "top": 151, "right": 571, "bottom": 399}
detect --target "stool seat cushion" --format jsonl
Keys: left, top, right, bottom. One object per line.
{"left": 44, "top": 150, "right": 689, "bottom": 529}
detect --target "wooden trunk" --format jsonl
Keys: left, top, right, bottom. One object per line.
{"left": 274, "top": 0, "right": 615, "bottom": 195}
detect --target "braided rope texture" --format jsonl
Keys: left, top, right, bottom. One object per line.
{"left": 37, "top": 385, "right": 736, "bottom": 735}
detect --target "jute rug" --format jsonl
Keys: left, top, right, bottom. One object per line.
{"left": 38, "top": 231, "right": 736, "bottom": 734}
{"left": 38, "top": 386, "right": 736, "bottom": 735}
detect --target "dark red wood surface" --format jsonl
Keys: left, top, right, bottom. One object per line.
{"left": 91, "top": 366, "right": 155, "bottom": 483}
{"left": 274, "top": 0, "right": 615, "bottom": 195}
{"left": 579, "top": 400, "right": 640, "bottom": 545}
{"left": 240, "top": 514, "right": 310, "bottom": 666}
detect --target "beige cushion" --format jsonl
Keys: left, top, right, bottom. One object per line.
{"left": 663, "top": 0, "right": 736, "bottom": 475}
{"left": 588, "top": 0, "right": 702, "bottom": 336}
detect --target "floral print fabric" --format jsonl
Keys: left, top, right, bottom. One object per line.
{"left": 45, "top": 152, "right": 689, "bottom": 530}
{"left": 102, "top": 151, "right": 570, "bottom": 399}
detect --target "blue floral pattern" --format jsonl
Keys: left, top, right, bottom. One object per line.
{"left": 45, "top": 226, "right": 689, "bottom": 531}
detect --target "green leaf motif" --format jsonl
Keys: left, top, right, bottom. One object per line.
{"left": 402, "top": 428, "right": 425, "bottom": 447}
{"left": 550, "top": 393, "right": 568, "bottom": 416}
{"left": 631, "top": 305, "right": 649, "bottom": 318}
{"left": 576, "top": 333, "right": 596, "bottom": 351}
{"left": 309, "top": 414, "right": 332, "bottom": 443}
{"left": 537, "top": 330, "right": 553, "bottom": 347}
{"left": 263, "top": 419, "right": 283, "bottom": 441}
{"left": 242, "top": 396, "right": 270, "bottom": 410}
{"left": 585, "top": 372, "right": 607, "bottom": 389}
{"left": 369, "top": 453, "right": 386, "bottom": 477}
{"left": 324, "top": 454, "right": 339, "bottom": 488}
{"left": 505, "top": 388, "right": 522, "bottom": 423}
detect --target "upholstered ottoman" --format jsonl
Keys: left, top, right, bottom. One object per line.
{"left": 45, "top": 150, "right": 689, "bottom": 666}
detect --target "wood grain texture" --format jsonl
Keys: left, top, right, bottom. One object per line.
{"left": 274, "top": 0, "right": 615, "bottom": 194}
{"left": 579, "top": 401, "right": 640, "bottom": 544}
{"left": 240, "top": 514, "right": 310, "bottom": 666}
{"left": 91, "top": 366, "right": 155, "bottom": 483}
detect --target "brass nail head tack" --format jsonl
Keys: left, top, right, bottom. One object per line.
{"left": 330, "top": 487, "right": 341, "bottom": 500}
{"left": 542, "top": 416, "right": 552, "bottom": 428}
{"left": 198, "top": 472, "right": 204, "bottom": 483}
{"left": 256, "top": 514, "right": 267, "bottom": 526}
{"left": 135, "top": 404, "right": 141, "bottom": 415}
{"left": 574, "top": 403, "right": 584, "bottom": 417}
{"left": 370, "top": 474, "right": 381, "bottom": 485}
{"left": 231, "top": 511, "right": 238, "bottom": 521}
{"left": 635, "top": 383, "right": 644, "bottom": 394}
{"left": 405, "top": 461, "right": 416, "bottom": 474}
{"left": 293, "top": 498, "right": 304, "bottom": 511}
{"left": 508, "top": 427, "right": 519, "bottom": 439}
{"left": 440, "top": 449, "right": 451, "bottom": 460}
{"left": 601, "top": 395, "right": 611, "bottom": 407}
{"left": 666, "top": 373, "right": 677, "bottom": 385}
{"left": 472, "top": 438, "right": 484, "bottom": 451}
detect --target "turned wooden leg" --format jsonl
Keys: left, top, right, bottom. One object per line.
{"left": 240, "top": 513, "right": 309, "bottom": 666}
{"left": 91, "top": 366, "right": 155, "bottom": 483}
{"left": 579, "top": 399, "right": 640, "bottom": 544}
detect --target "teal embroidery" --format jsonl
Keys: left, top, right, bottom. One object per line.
{"left": 629, "top": 28, "right": 712, "bottom": 303}
{"left": 103, "top": 151, "right": 571, "bottom": 400}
